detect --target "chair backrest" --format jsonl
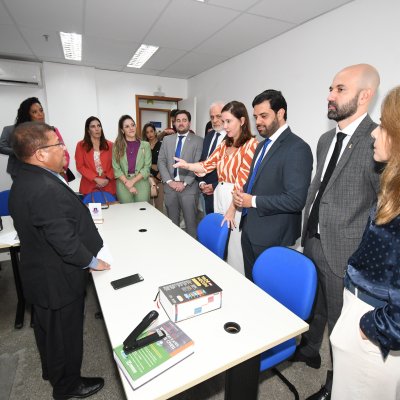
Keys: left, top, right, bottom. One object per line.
{"left": 197, "top": 213, "right": 230, "bottom": 259}
{"left": 0, "top": 190, "right": 10, "bottom": 216}
{"left": 82, "top": 191, "right": 117, "bottom": 205}
{"left": 253, "top": 246, "right": 317, "bottom": 320}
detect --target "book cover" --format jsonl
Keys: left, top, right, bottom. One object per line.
{"left": 113, "top": 320, "right": 194, "bottom": 389}
{"left": 159, "top": 275, "right": 223, "bottom": 322}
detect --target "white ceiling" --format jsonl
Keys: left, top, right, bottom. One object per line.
{"left": 0, "top": 0, "right": 353, "bottom": 79}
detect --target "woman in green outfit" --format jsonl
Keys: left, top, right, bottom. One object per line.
{"left": 112, "top": 115, "right": 152, "bottom": 203}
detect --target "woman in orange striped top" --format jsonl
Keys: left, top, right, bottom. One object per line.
{"left": 174, "top": 101, "right": 258, "bottom": 274}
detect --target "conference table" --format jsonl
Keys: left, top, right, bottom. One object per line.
{"left": 93, "top": 202, "right": 309, "bottom": 400}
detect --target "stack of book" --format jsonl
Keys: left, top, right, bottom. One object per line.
{"left": 113, "top": 320, "right": 194, "bottom": 389}
{"left": 159, "top": 275, "right": 223, "bottom": 322}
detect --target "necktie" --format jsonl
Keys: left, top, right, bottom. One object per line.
{"left": 307, "top": 132, "right": 347, "bottom": 237}
{"left": 242, "top": 139, "right": 271, "bottom": 216}
{"left": 174, "top": 135, "right": 185, "bottom": 178}
{"left": 208, "top": 131, "right": 220, "bottom": 157}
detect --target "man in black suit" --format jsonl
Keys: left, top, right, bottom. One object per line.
{"left": 198, "top": 101, "right": 226, "bottom": 214}
{"left": 9, "top": 122, "right": 110, "bottom": 400}
{"left": 234, "top": 90, "right": 313, "bottom": 280}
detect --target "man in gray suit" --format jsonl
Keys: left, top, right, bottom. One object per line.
{"left": 233, "top": 89, "right": 313, "bottom": 280}
{"left": 292, "top": 64, "right": 381, "bottom": 400}
{"left": 158, "top": 110, "right": 203, "bottom": 238}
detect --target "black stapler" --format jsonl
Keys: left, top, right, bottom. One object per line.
{"left": 123, "top": 310, "right": 166, "bottom": 354}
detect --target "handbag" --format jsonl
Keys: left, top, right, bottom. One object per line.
{"left": 88, "top": 191, "right": 119, "bottom": 209}
{"left": 149, "top": 176, "right": 159, "bottom": 198}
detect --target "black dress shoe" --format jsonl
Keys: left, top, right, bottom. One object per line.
{"left": 306, "top": 385, "right": 331, "bottom": 400}
{"left": 53, "top": 377, "right": 104, "bottom": 400}
{"left": 290, "top": 348, "right": 321, "bottom": 369}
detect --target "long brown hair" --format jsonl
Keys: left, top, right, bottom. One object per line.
{"left": 222, "top": 101, "right": 253, "bottom": 148}
{"left": 83, "top": 116, "right": 109, "bottom": 152}
{"left": 114, "top": 115, "right": 136, "bottom": 162}
{"left": 376, "top": 86, "right": 400, "bottom": 225}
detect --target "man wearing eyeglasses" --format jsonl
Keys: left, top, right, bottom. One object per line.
{"left": 9, "top": 122, "right": 110, "bottom": 400}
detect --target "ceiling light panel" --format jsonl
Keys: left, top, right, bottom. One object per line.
{"left": 60, "top": 32, "right": 82, "bottom": 61}
{"left": 127, "top": 44, "right": 159, "bottom": 68}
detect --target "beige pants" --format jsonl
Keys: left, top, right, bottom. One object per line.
{"left": 331, "top": 288, "right": 400, "bottom": 400}
{"left": 214, "top": 182, "right": 244, "bottom": 275}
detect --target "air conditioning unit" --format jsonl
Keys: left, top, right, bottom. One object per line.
{"left": 0, "top": 59, "right": 42, "bottom": 87}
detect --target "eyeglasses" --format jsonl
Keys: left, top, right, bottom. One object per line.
{"left": 36, "top": 141, "right": 65, "bottom": 151}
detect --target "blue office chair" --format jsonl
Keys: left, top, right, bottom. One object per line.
{"left": 82, "top": 191, "right": 117, "bottom": 206}
{"left": 253, "top": 246, "right": 317, "bottom": 400}
{"left": 0, "top": 189, "right": 10, "bottom": 216}
{"left": 197, "top": 213, "right": 230, "bottom": 260}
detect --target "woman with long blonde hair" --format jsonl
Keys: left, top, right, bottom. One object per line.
{"left": 112, "top": 115, "right": 151, "bottom": 203}
{"left": 330, "top": 86, "right": 400, "bottom": 400}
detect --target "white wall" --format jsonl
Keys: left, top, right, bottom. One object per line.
{"left": 96, "top": 69, "right": 186, "bottom": 138}
{"left": 0, "top": 63, "right": 187, "bottom": 190}
{"left": 188, "top": 0, "right": 400, "bottom": 159}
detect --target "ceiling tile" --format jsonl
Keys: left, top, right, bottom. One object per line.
{"left": 143, "top": 47, "right": 187, "bottom": 70}
{"left": 0, "top": 24, "right": 33, "bottom": 55}
{"left": 196, "top": 13, "right": 293, "bottom": 57}
{"left": 207, "top": 0, "right": 260, "bottom": 12}
{"left": 4, "top": 0, "right": 84, "bottom": 32}
{"left": 165, "top": 51, "right": 229, "bottom": 77}
{"left": 84, "top": 0, "right": 170, "bottom": 42}
{"left": 0, "top": 2, "right": 13, "bottom": 25}
{"left": 19, "top": 27, "right": 64, "bottom": 58}
{"left": 248, "top": 0, "right": 353, "bottom": 24}
{"left": 145, "top": 0, "right": 239, "bottom": 51}
{"left": 83, "top": 36, "right": 140, "bottom": 65}
{"left": 122, "top": 67, "right": 162, "bottom": 76}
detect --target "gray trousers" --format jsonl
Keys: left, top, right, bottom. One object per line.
{"left": 164, "top": 187, "right": 198, "bottom": 238}
{"left": 301, "top": 236, "right": 344, "bottom": 361}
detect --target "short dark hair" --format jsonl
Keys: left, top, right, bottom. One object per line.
{"left": 252, "top": 90, "right": 288, "bottom": 120}
{"left": 15, "top": 97, "right": 43, "bottom": 126}
{"left": 175, "top": 110, "right": 191, "bottom": 122}
{"left": 221, "top": 101, "right": 253, "bottom": 148}
{"left": 12, "top": 122, "right": 54, "bottom": 161}
{"left": 170, "top": 109, "right": 179, "bottom": 119}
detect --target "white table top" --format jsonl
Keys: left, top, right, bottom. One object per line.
{"left": 93, "top": 203, "right": 308, "bottom": 400}
{"left": 0, "top": 216, "right": 18, "bottom": 248}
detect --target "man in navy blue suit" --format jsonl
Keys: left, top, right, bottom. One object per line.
{"left": 198, "top": 101, "right": 226, "bottom": 214}
{"left": 234, "top": 90, "right": 313, "bottom": 280}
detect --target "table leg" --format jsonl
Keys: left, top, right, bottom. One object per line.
{"left": 10, "top": 247, "right": 25, "bottom": 329}
{"left": 224, "top": 354, "right": 260, "bottom": 400}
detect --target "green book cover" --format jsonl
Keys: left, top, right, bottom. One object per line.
{"left": 113, "top": 320, "right": 194, "bottom": 389}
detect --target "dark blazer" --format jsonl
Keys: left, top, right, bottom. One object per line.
{"left": 9, "top": 163, "right": 103, "bottom": 309}
{"left": 0, "top": 125, "right": 22, "bottom": 177}
{"left": 301, "top": 114, "right": 380, "bottom": 277}
{"left": 197, "top": 130, "right": 219, "bottom": 189}
{"left": 243, "top": 127, "right": 313, "bottom": 247}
